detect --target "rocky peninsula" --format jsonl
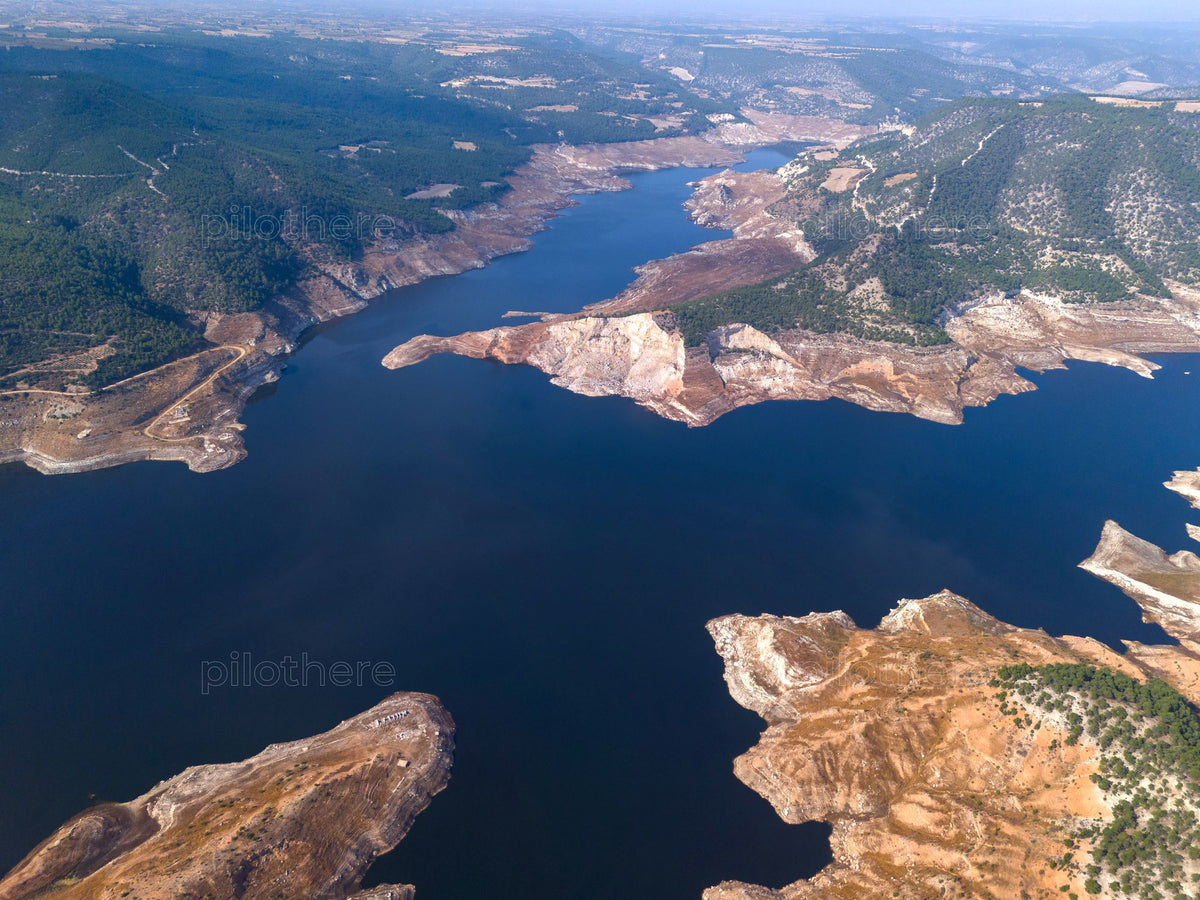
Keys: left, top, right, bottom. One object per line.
{"left": 386, "top": 288, "right": 1200, "bottom": 428}
{"left": 704, "top": 482, "right": 1200, "bottom": 898}
{"left": 0, "top": 693, "right": 453, "bottom": 900}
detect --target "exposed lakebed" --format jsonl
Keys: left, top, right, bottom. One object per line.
{"left": 2, "top": 147, "right": 1199, "bottom": 898}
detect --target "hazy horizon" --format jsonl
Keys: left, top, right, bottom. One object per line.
{"left": 375, "top": 0, "right": 1200, "bottom": 24}
{"left": 23, "top": 0, "right": 1200, "bottom": 26}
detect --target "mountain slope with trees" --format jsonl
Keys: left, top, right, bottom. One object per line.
{"left": 674, "top": 96, "right": 1200, "bottom": 346}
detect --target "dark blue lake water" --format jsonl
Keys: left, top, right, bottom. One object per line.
{"left": 2, "top": 147, "right": 1198, "bottom": 898}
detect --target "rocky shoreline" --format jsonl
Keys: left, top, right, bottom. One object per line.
{"left": 387, "top": 148, "right": 1200, "bottom": 429}
{"left": 387, "top": 290, "right": 1200, "bottom": 428}
{"left": 0, "top": 693, "right": 454, "bottom": 900}
{"left": 0, "top": 111, "right": 869, "bottom": 476}
{"left": 703, "top": 478, "right": 1200, "bottom": 899}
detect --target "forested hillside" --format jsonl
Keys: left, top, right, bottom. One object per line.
{"left": 675, "top": 97, "right": 1200, "bottom": 346}
{"left": 0, "top": 26, "right": 730, "bottom": 388}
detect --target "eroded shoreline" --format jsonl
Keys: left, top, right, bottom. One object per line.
{"left": 704, "top": 477, "right": 1200, "bottom": 899}
{"left": 0, "top": 111, "right": 869, "bottom": 475}
{"left": 386, "top": 149, "right": 1200, "bottom": 429}
{"left": 0, "top": 693, "right": 454, "bottom": 900}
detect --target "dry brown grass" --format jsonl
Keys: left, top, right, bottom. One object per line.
{"left": 820, "top": 166, "right": 867, "bottom": 193}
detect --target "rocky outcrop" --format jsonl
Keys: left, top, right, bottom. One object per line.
{"left": 0, "top": 112, "right": 870, "bottom": 475}
{"left": 387, "top": 313, "right": 719, "bottom": 425}
{"left": 0, "top": 694, "right": 454, "bottom": 900}
{"left": 705, "top": 587, "right": 1200, "bottom": 899}
{"left": 1078, "top": 516, "right": 1200, "bottom": 700}
{"left": 705, "top": 592, "right": 1118, "bottom": 899}
{"left": 704, "top": 478, "right": 1200, "bottom": 899}
{"left": 1166, "top": 467, "right": 1200, "bottom": 511}
{"left": 1080, "top": 520, "right": 1200, "bottom": 648}
{"left": 387, "top": 283, "right": 1200, "bottom": 428}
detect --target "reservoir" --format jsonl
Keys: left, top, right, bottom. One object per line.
{"left": 1, "top": 147, "right": 1197, "bottom": 898}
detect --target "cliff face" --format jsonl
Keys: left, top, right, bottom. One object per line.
{"left": 1079, "top": 519, "right": 1200, "bottom": 699}
{"left": 387, "top": 286, "right": 1200, "bottom": 427}
{"left": 1081, "top": 520, "right": 1200, "bottom": 648}
{"left": 0, "top": 694, "right": 454, "bottom": 900}
{"left": 705, "top": 481, "right": 1200, "bottom": 899}
{"left": 0, "top": 112, "right": 871, "bottom": 475}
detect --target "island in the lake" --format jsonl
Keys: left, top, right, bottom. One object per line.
{"left": 388, "top": 96, "right": 1200, "bottom": 428}
{"left": 705, "top": 474, "right": 1200, "bottom": 899}
{"left": 0, "top": 693, "right": 453, "bottom": 900}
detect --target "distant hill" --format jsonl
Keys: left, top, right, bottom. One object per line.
{"left": 593, "top": 22, "right": 1200, "bottom": 124}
